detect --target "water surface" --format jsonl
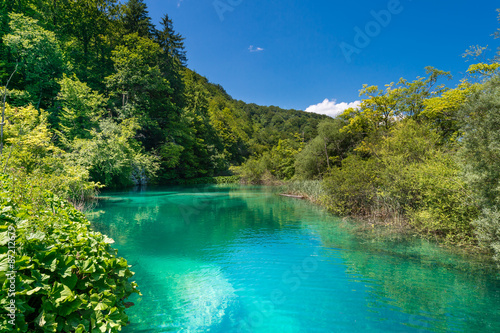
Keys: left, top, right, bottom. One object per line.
{"left": 88, "top": 185, "right": 500, "bottom": 332}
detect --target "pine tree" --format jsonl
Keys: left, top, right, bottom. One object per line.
{"left": 122, "top": 0, "right": 154, "bottom": 38}
{"left": 154, "top": 14, "right": 187, "bottom": 108}
{"left": 155, "top": 14, "right": 187, "bottom": 66}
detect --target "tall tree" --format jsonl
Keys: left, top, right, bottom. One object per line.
{"left": 57, "top": 74, "right": 108, "bottom": 141}
{"left": 155, "top": 14, "right": 187, "bottom": 65}
{"left": 4, "top": 13, "right": 65, "bottom": 109}
{"left": 340, "top": 67, "right": 451, "bottom": 154}
{"left": 56, "top": 0, "right": 120, "bottom": 86}
{"left": 155, "top": 14, "right": 187, "bottom": 107}
{"left": 122, "top": 0, "right": 154, "bottom": 38}
{"left": 105, "top": 33, "right": 178, "bottom": 149}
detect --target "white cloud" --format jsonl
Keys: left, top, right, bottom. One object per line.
{"left": 249, "top": 45, "right": 264, "bottom": 52}
{"left": 305, "top": 99, "right": 360, "bottom": 118}
{"left": 177, "top": 0, "right": 184, "bottom": 7}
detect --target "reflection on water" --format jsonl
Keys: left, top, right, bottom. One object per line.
{"left": 88, "top": 185, "right": 500, "bottom": 333}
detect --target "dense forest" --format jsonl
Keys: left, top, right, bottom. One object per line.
{"left": 0, "top": 0, "right": 326, "bottom": 191}
{"left": 1, "top": 0, "right": 500, "bottom": 332}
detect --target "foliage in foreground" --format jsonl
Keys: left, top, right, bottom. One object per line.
{"left": 0, "top": 175, "right": 139, "bottom": 332}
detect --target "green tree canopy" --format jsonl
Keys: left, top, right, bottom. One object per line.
{"left": 4, "top": 13, "right": 65, "bottom": 109}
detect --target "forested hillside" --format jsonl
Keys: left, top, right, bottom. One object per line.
{"left": 0, "top": 0, "right": 325, "bottom": 189}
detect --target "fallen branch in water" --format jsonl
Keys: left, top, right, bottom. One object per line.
{"left": 279, "top": 193, "right": 305, "bottom": 199}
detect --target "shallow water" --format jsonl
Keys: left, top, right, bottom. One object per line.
{"left": 88, "top": 185, "right": 500, "bottom": 332}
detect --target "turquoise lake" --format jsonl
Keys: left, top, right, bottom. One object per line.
{"left": 88, "top": 185, "right": 500, "bottom": 332}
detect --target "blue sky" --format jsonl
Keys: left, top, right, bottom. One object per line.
{"left": 145, "top": 0, "right": 499, "bottom": 115}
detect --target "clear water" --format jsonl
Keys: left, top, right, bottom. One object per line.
{"left": 88, "top": 185, "right": 500, "bottom": 333}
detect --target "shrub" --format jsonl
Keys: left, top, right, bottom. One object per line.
{"left": 281, "top": 180, "right": 326, "bottom": 203}
{"left": 168, "top": 175, "right": 241, "bottom": 185}
{"left": 0, "top": 103, "right": 100, "bottom": 206}
{"left": 322, "top": 155, "right": 379, "bottom": 215}
{"left": 405, "top": 157, "right": 478, "bottom": 244}
{"left": 233, "top": 154, "right": 272, "bottom": 184}
{"left": 375, "top": 120, "right": 477, "bottom": 242}
{"left": 0, "top": 174, "right": 139, "bottom": 332}
{"left": 460, "top": 76, "right": 500, "bottom": 258}
{"left": 69, "top": 119, "right": 160, "bottom": 188}
{"left": 320, "top": 120, "right": 478, "bottom": 243}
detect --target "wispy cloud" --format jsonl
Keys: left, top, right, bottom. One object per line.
{"left": 248, "top": 45, "right": 264, "bottom": 52}
{"left": 305, "top": 99, "right": 360, "bottom": 118}
{"left": 177, "top": 0, "right": 184, "bottom": 8}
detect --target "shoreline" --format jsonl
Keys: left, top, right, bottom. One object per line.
{"left": 278, "top": 182, "right": 496, "bottom": 264}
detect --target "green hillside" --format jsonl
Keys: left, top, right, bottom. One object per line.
{"left": 0, "top": 0, "right": 326, "bottom": 187}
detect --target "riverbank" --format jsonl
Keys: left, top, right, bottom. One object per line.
{"left": 279, "top": 180, "right": 493, "bottom": 258}
{"left": 0, "top": 174, "right": 139, "bottom": 332}
{"left": 164, "top": 175, "right": 241, "bottom": 186}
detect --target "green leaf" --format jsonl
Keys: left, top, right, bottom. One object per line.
{"left": 59, "top": 256, "right": 76, "bottom": 278}
{"left": 51, "top": 282, "right": 75, "bottom": 306}
{"left": 0, "top": 253, "right": 9, "bottom": 284}
{"left": 0, "top": 230, "right": 10, "bottom": 246}
{"left": 35, "top": 311, "right": 57, "bottom": 332}
{"left": 94, "top": 302, "right": 108, "bottom": 311}
{"left": 75, "top": 324, "right": 86, "bottom": 333}
{"left": 16, "top": 255, "right": 32, "bottom": 270}
{"left": 81, "top": 260, "right": 96, "bottom": 274}
{"left": 26, "top": 230, "right": 46, "bottom": 241}
{"left": 49, "top": 258, "right": 58, "bottom": 272}
{"left": 102, "top": 235, "right": 114, "bottom": 244}
{"left": 61, "top": 274, "right": 78, "bottom": 290}
{"left": 0, "top": 253, "right": 8, "bottom": 272}
{"left": 26, "top": 286, "right": 42, "bottom": 295}
{"left": 58, "top": 297, "right": 83, "bottom": 316}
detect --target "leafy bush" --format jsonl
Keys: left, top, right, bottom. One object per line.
{"left": 0, "top": 103, "right": 99, "bottom": 206}
{"left": 0, "top": 174, "right": 139, "bottom": 332}
{"left": 404, "top": 156, "right": 478, "bottom": 244}
{"left": 322, "top": 155, "right": 379, "bottom": 215}
{"left": 375, "top": 120, "right": 477, "bottom": 243}
{"left": 1, "top": 103, "right": 60, "bottom": 174}
{"left": 321, "top": 120, "right": 478, "bottom": 243}
{"left": 460, "top": 76, "right": 500, "bottom": 257}
{"left": 236, "top": 137, "right": 303, "bottom": 184}
{"left": 233, "top": 154, "right": 272, "bottom": 184}
{"left": 68, "top": 118, "right": 160, "bottom": 188}
{"left": 214, "top": 176, "right": 241, "bottom": 184}
{"left": 473, "top": 208, "right": 500, "bottom": 262}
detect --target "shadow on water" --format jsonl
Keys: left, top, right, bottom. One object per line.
{"left": 88, "top": 185, "right": 500, "bottom": 333}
